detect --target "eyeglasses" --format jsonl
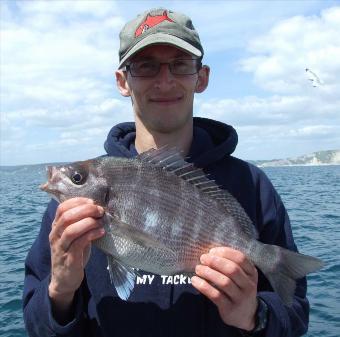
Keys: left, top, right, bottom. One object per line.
{"left": 124, "top": 58, "right": 202, "bottom": 77}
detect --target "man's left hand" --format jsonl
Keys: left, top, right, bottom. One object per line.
{"left": 191, "top": 247, "right": 258, "bottom": 331}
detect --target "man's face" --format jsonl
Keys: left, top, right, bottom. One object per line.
{"left": 116, "top": 45, "right": 209, "bottom": 134}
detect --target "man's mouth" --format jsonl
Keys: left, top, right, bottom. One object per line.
{"left": 149, "top": 96, "right": 183, "bottom": 104}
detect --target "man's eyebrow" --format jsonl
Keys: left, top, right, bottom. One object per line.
{"left": 131, "top": 56, "right": 155, "bottom": 62}
{"left": 174, "top": 51, "right": 191, "bottom": 58}
{"left": 131, "top": 52, "right": 193, "bottom": 62}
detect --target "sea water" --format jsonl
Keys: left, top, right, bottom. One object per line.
{"left": 0, "top": 164, "right": 339, "bottom": 337}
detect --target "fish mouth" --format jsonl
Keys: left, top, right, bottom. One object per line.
{"left": 39, "top": 182, "right": 49, "bottom": 191}
{"left": 39, "top": 166, "right": 53, "bottom": 191}
{"left": 39, "top": 166, "right": 61, "bottom": 194}
{"left": 39, "top": 165, "right": 66, "bottom": 203}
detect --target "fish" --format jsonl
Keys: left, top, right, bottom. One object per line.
{"left": 135, "top": 10, "right": 174, "bottom": 37}
{"left": 40, "top": 147, "right": 324, "bottom": 304}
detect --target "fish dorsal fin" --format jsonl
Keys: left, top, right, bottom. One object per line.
{"left": 137, "top": 147, "right": 258, "bottom": 239}
{"left": 137, "top": 146, "right": 187, "bottom": 171}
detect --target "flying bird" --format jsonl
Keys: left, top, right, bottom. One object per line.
{"left": 305, "top": 68, "right": 323, "bottom": 87}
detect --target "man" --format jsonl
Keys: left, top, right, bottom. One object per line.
{"left": 23, "top": 8, "right": 310, "bottom": 337}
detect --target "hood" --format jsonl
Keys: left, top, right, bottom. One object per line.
{"left": 104, "top": 117, "right": 238, "bottom": 167}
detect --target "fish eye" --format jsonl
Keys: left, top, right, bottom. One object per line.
{"left": 71, "top": 171, "right": 85, "bottom": 185}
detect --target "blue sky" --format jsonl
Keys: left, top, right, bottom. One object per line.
{"left": 1, "top": 0, "right": 340, "bottom": 165}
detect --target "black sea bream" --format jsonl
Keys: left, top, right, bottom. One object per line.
{"left": 40, "top": 148, "right": 323, "bottom": 303}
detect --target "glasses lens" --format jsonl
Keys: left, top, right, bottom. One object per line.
{"left": 171, "top": 59, "right": 200, "bottom": 75}
{"left": 130, "top": 60, "right": 159, "bottom": 77}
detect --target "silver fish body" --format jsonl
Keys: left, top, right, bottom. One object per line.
{"left": 41, "top": 148, "right": 323, "bottom": 303}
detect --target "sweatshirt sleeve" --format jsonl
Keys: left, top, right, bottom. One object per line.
{"left": 23, "top": 200, "right": 88, "bottom": 337}
{"left": 253, "top": 168, "right": 310, "bottom": 337}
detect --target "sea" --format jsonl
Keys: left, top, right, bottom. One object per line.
{"left": 0, "top": 164, "right": 339, "bottom": 337}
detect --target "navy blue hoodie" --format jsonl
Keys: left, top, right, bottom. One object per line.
{"left": 23, "top": 117, "right": 310, "bottom": 337}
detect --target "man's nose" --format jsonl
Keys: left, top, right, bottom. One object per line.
{"left": 154, "top": 63, "right": 175, "bottom": 89}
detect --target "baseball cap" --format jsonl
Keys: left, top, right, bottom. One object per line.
{"left": 118, "top": 8, "right": 204, "bottom": 68}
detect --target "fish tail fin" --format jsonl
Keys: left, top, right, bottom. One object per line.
{"left": 253, "top": 243, "right": 324, "bottom": 305}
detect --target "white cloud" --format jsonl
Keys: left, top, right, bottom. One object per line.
{"left": 195, "top": 90, "right": 340, "bottom": 159}
{"left": 240, "top": 7, "right": 340, "bottom": 95}
{"left": 1, "top": 0, "right": 124, "bottom": 113}
{"left": 17, "top": 0, "right": 118, "bottom": 18}
{"left": 196, "top": 93, "right": 340, "bottom": 127}
{"left": 3, "top": 98, "right": 131, "bottom": 138}
{"left": 0, "top": 0, "right": 131, "bottom": 165}
{"left": 288, "top": 125, "right": 337, "bottom": 138}
{"left": 195, "top": 6, "right": 340, "bottom": 159}
{"left": 1, "top": 94, "right": 132, "bottom": 165}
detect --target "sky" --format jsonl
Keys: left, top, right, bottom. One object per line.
{"left": 1, "top": 0, "right": 340, "bottom": 166}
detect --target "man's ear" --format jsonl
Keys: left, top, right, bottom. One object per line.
{"left": 195, "top": 65, "right": 210, "bottom": 93}
{"left": 116, "top": 70, "right": 131, "bottom": 97}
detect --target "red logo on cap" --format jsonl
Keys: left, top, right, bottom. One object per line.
{"left": 135, "top": 10, "right": 174, "bottom": 37}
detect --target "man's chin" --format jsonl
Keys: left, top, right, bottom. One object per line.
{"left": 148, "top": 117, "right": 192, "bottom": 134}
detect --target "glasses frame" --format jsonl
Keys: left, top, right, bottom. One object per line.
{"left": 123, "top": 58, "right": 203, "bottom": 77}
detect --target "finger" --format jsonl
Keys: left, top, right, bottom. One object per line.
{"left": 195, "top": 264, "right": 242, "bottom": 302}
{"left": 191, "top": 275, "right": 232, "bottom": 309}
{"left": 60, "top": 217, "right": 104, "bottom": 252}
{"left": 200, "top": 253, "right": 256, "bottom": 290}
{"left": 68, "top": 227, "right": 105, "bottom": 267}
{"left": 72, "top": 227, "right": 105, "bottom": 252}
{"left": 209, "top": 247, "right": 257, "bottom": 278}
{"left": 54, "top": 203, "right": 104, "bottom": 231}
{"left": 55, "top": 198, "right": 95, "bottom": 222}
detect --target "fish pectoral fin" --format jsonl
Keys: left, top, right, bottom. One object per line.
{"left": 107, "top": 256, "right": 136, "bottom": 301}
{"left": 125, "top": 229, "right": 177, "bottom": 262}
{"left": 131, "top": 267, "right": 143, "bottom": 278}
{"left": 105, "top": 213, "right": 177, "bottom": 261}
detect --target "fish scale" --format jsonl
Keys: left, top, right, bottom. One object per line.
{"left": 115, "top": 174, "right": 203, "bottom": 239}
{"left": 40, "top": 147, "right": 324, "bottom": 303}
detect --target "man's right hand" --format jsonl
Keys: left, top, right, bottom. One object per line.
{"left": 48, "top": 197, "right": 105, "bottom": 322}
